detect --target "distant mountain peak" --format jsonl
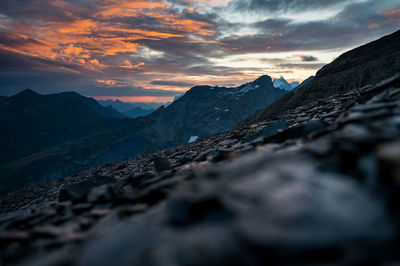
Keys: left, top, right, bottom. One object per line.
{"left": 15, "top": 88, "right": 40, "bottom": 97}
{"left": 272, "top": 77, "right": 299, "bottom": 91}
{"left": 58, "top": 91, "right": 81, "bottom": 96}
{"left": 253, "top": 75, "right": 272, "bottom": 85}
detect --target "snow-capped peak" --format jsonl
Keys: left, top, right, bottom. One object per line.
{"left": 273, "top": 77, "right": 299, "bottom": 91}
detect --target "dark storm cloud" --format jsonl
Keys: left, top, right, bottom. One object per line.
{"left": 77, "top": 86, "right": 182, "bottom": 97}
{"left": 0, "top": 30, "right": 45, "bottom": 48}
{"left": 0, "top": 48, "right": 85, "bottom": 73}
{"left": 298, "top": 55, "right": 318, "bottom": 62}
{"left": 253, "top": 18, "right": 291, "bottom": 32}
{"left": 0, "top": 0, "right": 95, "bottom": 23}
{"left": 150, "top": 80, "right": 194, "bottom": 87}
{"left": 136, "top": 36, "right": 221, "bottom": 58}
{"left": 228, "top": 0, "right": 349, "bottom": 12}
{"left": 277, "top": 63, "right": 325, "bottom": 69}
{"left": 218, "top": 0, "right": 400, "bottom": 55}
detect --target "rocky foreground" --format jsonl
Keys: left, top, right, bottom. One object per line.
{"left": 1, "top": 75, "right": 400, "bottom": 265}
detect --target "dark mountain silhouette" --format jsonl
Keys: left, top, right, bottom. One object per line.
{"left": 239, "top": 29, "right": 400, "bottom": 126}
{"left": 123, "top": 107, "right": 155, "bottom": 118}
{"left": 0, "top": 89, "right": 131, "bottom": 165}
{"left": 98, "top": 99, "right": 164, "bottom": 112}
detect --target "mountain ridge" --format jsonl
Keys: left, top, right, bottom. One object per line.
{"left": 0, "top": 90, "right": 130, "bottom": 165}
{"left": 239, "top": 29, "right": 400, "bottom": 126}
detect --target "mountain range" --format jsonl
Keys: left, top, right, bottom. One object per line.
{"left": 98, "top": 100, "right": 160, "bottom": 118}
{"left": 0, "top": 74, "right": 288, "bottom": 194}
{"left": 148, "top": 75, "right": 288, "bottom": 142}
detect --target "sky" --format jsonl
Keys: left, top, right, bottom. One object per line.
{"left": 0, "top": 0, "right": 399, "bottom": 102}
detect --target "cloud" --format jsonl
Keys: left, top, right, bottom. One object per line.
{"left": 277, "top": 63, "right": 325, "bottom": 69}
{"left": 296, "top": 55, "right": 318, "bottom": 62}
{"left": 228, "top": 0, "right": 349, "bottom": 12}
{"left": 150, "top": 80, "right": 194, "bottom": 87}
{"left": 216, "top": 0, "right": 400, "bottom": 55}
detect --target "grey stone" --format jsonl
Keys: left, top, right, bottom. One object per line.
{"left": 244, "top": 120, "right": 289, "bottom": 143}
{"left": 88, "top": 184, "right": 116, "bottom": 203}
{"left": 59, "top": 175, "right": 116, "bottom": 202}
{"left": 71, "top": 203, "right": 92, "bottom": 214}
{"left": 206, "top": 150, "right": 219, "bottom": 162}
{"left": 351, "top": 102, "right": 398, "bottom": 112}
{"left": 0, "top": 231, "right": 30, "bottom": 244}
{"left": 153, "top": 156, "right": 171, "bottom": 172}
{"left": 303, "top": 119, "right": 326, "bottom": 135}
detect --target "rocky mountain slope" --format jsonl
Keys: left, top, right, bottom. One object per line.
{"left": 0, "top": 73, "right": 399, "bottom": 266}
{"left": 292, "top": 75, "right": 314, "bottom": 92}
{"left": 240, "top": 29, "right": 400, "bottom": 126}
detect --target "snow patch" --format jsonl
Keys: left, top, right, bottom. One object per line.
{"left": 188, "top": 136, "right": 198, "bottom": 143}
{"left": 238, "top": 84, "right": 254, "bottom": 94}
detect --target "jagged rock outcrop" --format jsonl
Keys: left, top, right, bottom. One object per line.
{"left": 1, "top": 75, "right": 400, "bottom": 266}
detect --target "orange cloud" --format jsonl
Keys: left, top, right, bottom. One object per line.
{"left": 96, "top": 79, "right": 127, "bottom": 87}
{"left": 160, "top": 16, "right": 215, "bottom": 36}
{"left": 121, "top": 60, "right": 145, "bottom": 70}
{"left": 0, "top": 0, "right": 216, "bottom": 75}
